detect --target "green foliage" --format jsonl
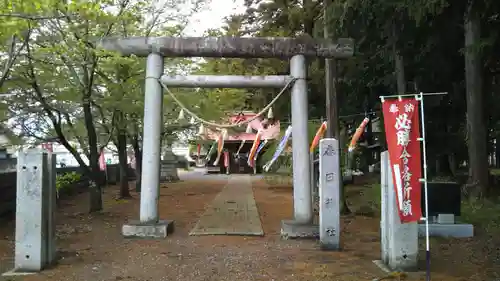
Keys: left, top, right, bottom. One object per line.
{"left": 0, "top": 0, "right": 215, "bottom": 211}
{"left": 0, "top": 0, "right": 224, "bottom": 154}
{"left": 461, "top": 199, "right": 500, "bottom": 233}
{"left": 56, "top": 172, "right": 82, "bottom": 191}
{"left": 365, "top": 183, "right": 382, "bottom": 212}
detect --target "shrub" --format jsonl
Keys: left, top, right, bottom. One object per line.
{"left": 56, "top": 171, "right": 82, "bottom": 191}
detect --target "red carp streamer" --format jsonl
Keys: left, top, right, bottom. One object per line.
{"left": 213, "top": 132, "right": 225, "bottom": 165}
{"left": 247, "top": 130, "right": 262, "bottom": 167}
{"left": 310, "top": 121, "right": 327, "bottom": 153}
{"left": 348, "top": 117, "right": 370, "bottom": 152}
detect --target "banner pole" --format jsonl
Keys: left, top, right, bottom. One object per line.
{"left": 416, "top": 92, "right": 431, "bottom": 281}
{"left": 382, "top": 92, "right": 447, "bottom": 99}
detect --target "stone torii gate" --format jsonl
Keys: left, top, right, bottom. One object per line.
{"left": 99, "top": 36, "right": 354, "bottom": 238}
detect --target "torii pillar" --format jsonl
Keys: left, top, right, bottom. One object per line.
{"left": 99, "top": 36, "right": 354, "bottom": 239}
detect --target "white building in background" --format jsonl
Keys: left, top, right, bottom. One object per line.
{"left": 51, "top": 142, "right": 127, "bottom": 167}
{"left": 37, "top": 141, "right": 192, "bottom": 168}
{"left": 0, "top": 134, "right": 193, "bottom": 168}
{"left": 9, "top": 142, "right": 120, "bottom": 168}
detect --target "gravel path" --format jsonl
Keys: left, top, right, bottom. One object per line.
{"left": 189, "top": 174, "right": 263, "bottom": 236}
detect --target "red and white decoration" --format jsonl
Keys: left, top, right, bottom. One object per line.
{"left": 223, "top": 151, "right": 229, "bottom": 168}
{"left": 41, "top": 142, "right": 53, "bottom": 153}
{"left": 382, "top": 97, "right": 423, "bottom": 223}
{"left": 99, "top": 149, "right": 106, "bottom": 171}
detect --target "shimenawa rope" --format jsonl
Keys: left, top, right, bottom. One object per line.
{"left": 158, "top": 78, "right": 297, "bottom": 129}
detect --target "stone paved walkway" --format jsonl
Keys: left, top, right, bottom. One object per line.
{"left": 189, "top": 175, "right": 264, "bottom": 236}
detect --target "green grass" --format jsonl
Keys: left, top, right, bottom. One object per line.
{"left": 364, "top": 183, "right": 381, "bottom": 212}
{"left": 490, "top": 168, "right": 500, "bottom": 175}
{"left": 461, "top": 198, "right": 500, "bottom": 233}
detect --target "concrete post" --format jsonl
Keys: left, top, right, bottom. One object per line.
{"left": 280, "top": 55, "right": 317, "bottom": 239}
{"left": 46, "top": 153, "right": 57, "bottom": 265}
{"left": 121, "top": 53, "right": 174, "bottom": 239}
{"left": 310, "top": 152, "right": 316, "bottom": 202}
{"left": 139, "top": 52, "right": 164, "bottom": 223}
{"left": 310, "top": 152, "right": 316, "bottom": 224}
{"left": 290, "top": 55, "right": 312, "bottom": 223}
{"left": 319, "top": 138, "right": 340, "bottom": 250}
{"left": 380, "top": 151, "right": 390, "bottom": 264}
{"left": 225, "top": 152, "right": 230, "bottom": 175}
{"left": 379, "top": 151, "right": 418, "bottom": 271}
{"left": 9, "top": 150, "right": 56, "bottom": 273}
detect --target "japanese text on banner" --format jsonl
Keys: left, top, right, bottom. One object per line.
{"left": 382, "top": 98, "right": 423, "bottom": 223}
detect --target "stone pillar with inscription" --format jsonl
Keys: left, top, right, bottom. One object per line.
{"left": 319, "top": 138, "right": 340, "bottom": 250}
{"left": 5, "top": 150, "right": 57, "bottom": 275}
{"left": 379, "top": 151, "right": 418, "bottom": 271}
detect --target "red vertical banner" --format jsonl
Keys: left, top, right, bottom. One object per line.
{"left": 197, "top": 144, "right": 201, "bottom": 158}
{"left": 382, "top": 97, "right": 422, "bottom": 223}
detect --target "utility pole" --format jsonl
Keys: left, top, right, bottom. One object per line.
{"left": 324, "top": 0, "right": 339, "bottom": 139}
{"left": 324, "top": 0, "right": 350, "bottom": 215}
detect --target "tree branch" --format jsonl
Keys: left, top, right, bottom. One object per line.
{"left": 0, "top": 13, "right": 66, "bottom": 20}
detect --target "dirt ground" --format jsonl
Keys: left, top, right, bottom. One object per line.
{"left": 0, "top": 174, "right": 498, "bottom": 281}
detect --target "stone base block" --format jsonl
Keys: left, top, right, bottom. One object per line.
{"left": 280, "top": 219, "right": 319, "bottom": 240}
{"left": 437, "top": 214, "right": 455, "bottom": 224}
{"left": 320, "top": 241, "right": 340, "bottom": 251}
{"left": 372, "top": 260, "right": 391, "bottom": 273}
{"left": 122, "top": 220, "right": 174, "bottom": 239}
{"left": 418, "top": 223, "right": 474, "bottom": 238}
{"left": 2, "top": 269, "right": 37, "bottom": 276}
{"left": 372, "top": 260, "right": 425, "bottom": 278}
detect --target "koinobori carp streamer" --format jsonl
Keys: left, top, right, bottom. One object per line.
{"left": 348, "top": 117, "right": 370, "bottom": 152}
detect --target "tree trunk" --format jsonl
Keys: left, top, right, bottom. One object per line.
{"left": 117, "top": 128, "right": 131, "bottom": 198}
{"left": 448, "top": 153, "right": 457, "bottom": 176}
{"left": 495, "top": 138, "right": 500, "bottom": 168}
{"left": 436, "top": 154, "right": 453, "bottom": 176}
{"left": 51, "top": 110, "right": 103, "bottom": 211}
{"left": 464, "top": 5, "right": 489, "bottom": 197}
{"left": 82, "top": 97, "right": 103, "bottom": 212}
{"left": 25, "top": 31, "right": 103, "bottom": 212}
{"left": 323, "top": 0, "right": 350, "bottom": 215}
{"left": 392, "top": 23, "right": 406, "bottom": 95}
{"left": 132, "top": 132, "right": 142, "bottom": 192}
{"left": 339, "top": 122, "right": 351, "bottom": 214}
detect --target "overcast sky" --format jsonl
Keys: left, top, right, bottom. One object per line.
{"left": 184, "top": 0, "right": 246, "bottom": 36}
